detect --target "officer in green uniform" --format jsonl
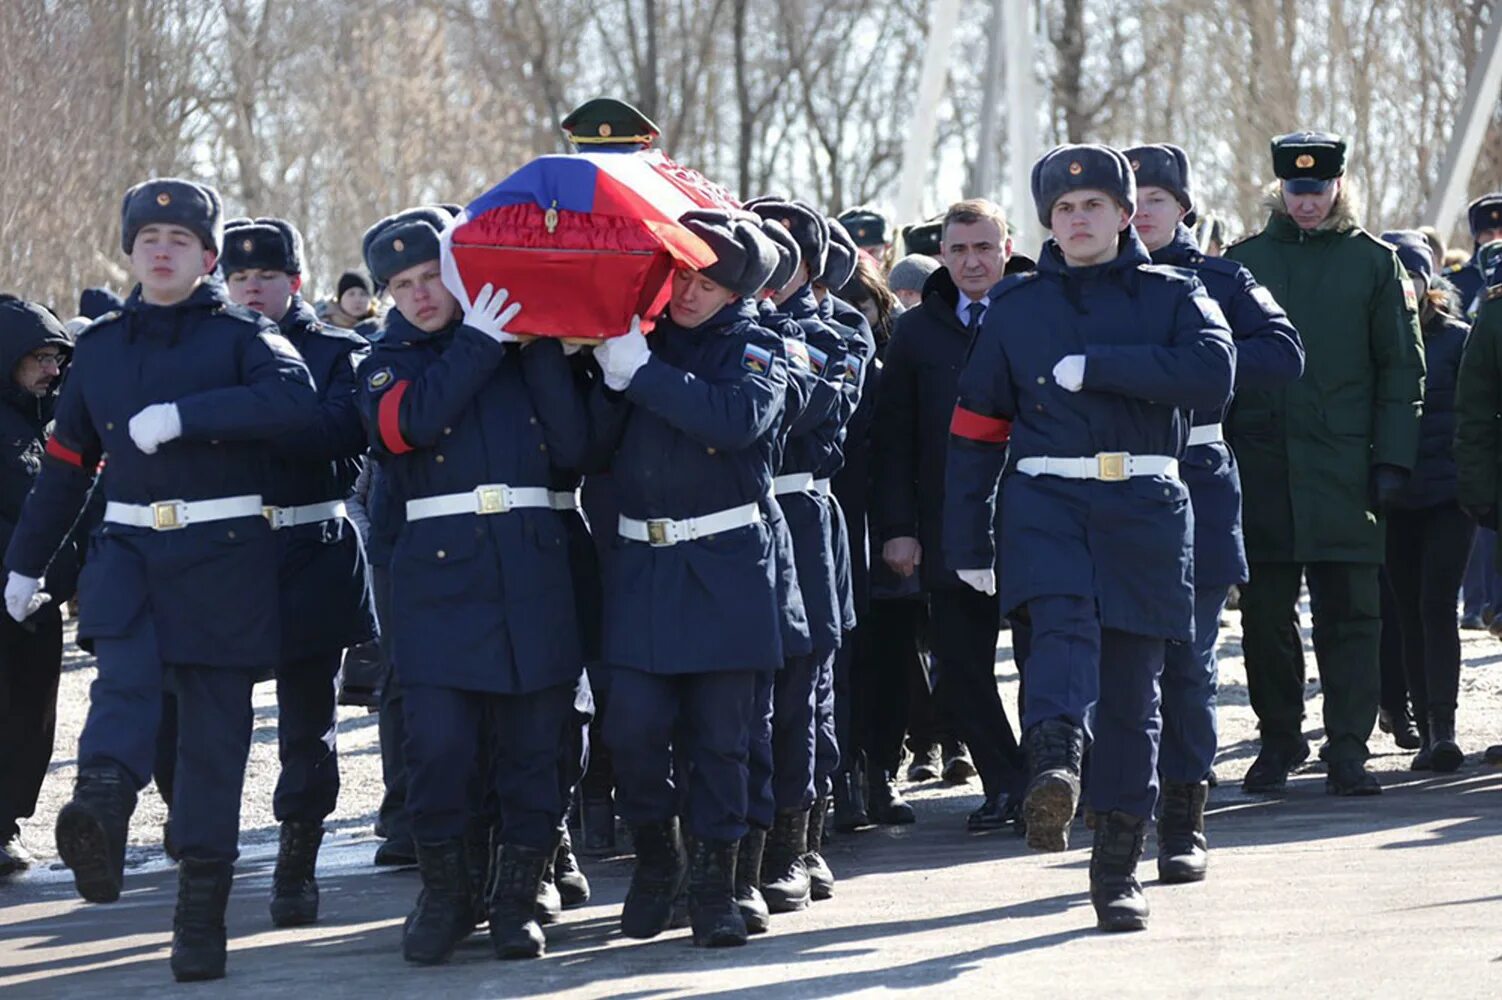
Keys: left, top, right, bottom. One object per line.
{"left": 1225, "top": 132, "right": 1425, "bottom": 796}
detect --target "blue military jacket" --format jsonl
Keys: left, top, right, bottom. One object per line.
{"left": 357, "top": 310, "right": 585, "bottom": 696}
{"left": 269, "top": 297, "right": 378, "bottom": 658}
{"left": 819, "top": 294, "right": 876, "bottom": 629}
{"left": 1151, "top": 226, "right": 1304, "bottom": 589}
{"left": 4, "top": 281, "right": 316, "bottom": 668}
{"left": 943, "top": 232, "right": 1235, "bottom": 641}
{"left": 592, "top": 298, "right": 788, "bottom": 674}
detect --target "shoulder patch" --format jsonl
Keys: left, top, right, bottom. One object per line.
{"left": 742, "top": 343, "right": 774, "bottom": 375}
{"left": 366, "top": 366, "right": 395, "bottom": 391}
{"left": 806, "top": 343, "right": 829, "bottom": 374}
{"left": 841, "top": 353, "right": 865, "bottom": 383}
{"left": 1399, "top": 274, "right": 1419, "bottom": 313}
{"left": 784, "top": 337, "right": 810, "bottom": 370}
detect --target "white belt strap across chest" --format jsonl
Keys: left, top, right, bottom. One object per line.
{"left": 406, "top": 484, "right": 555, "bottom": 521}
{"left": 1186, "top": 423, "right": 1224, "bottom": 448}
{"left": 619, "top": 502, "right": 762, "bottom": 547}
{"left": 104, "top": 494, "right": 264, "bottom": 531}
{"left": 264, "top": 500, "right": 348, "bottom": 530}
{"left": 1015, "top": 453, "right": 1178, "bottom": 482}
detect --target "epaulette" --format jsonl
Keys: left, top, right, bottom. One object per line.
{"left": 1186, "top": 253, "right": 1244, "bottom": 278}
{"left": 986, "top": 270, "right": 1037, "bottom": 304}
{"left": 1224, "top": 230, "right": 1263, "bottom": 252}
{"left": 1350, "top": 227, "right": 1398, "bottom": 252}
{"left": 309, "top": 320, "right": 370, "bottom": 349}
{"left": 217, "top": 301, "right": 274, "bottom": 327}
{"left": 1138, "top": 263, "right": 1199, "bottom": 284}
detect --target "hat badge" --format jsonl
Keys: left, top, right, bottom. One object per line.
{"left": 156, "top": 192, "right": 172, "bottom": 206}
{"left": 1295, "top": 153, "right": 1315, "bottom": 169}
{"left": 1068, "top": 162, "right": 1083, "bottom": 176}
{"left": 241, "top": 238, "right": 254, "bottom": 252}
{"left": 598, "top": 122, "right": 613, "bottom": 138}
{"left": 1130, "top": 159, "right": 1141, "bottom": 171}
{"left": 392, "top": 238, "right": 405, "bottom": 252}
{"left": 1493, "top": 209, "right": 1500, "bottom": 221}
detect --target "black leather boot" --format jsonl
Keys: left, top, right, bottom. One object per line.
{"left": 688, "top": 838, "right": 748, "bottom": 948}
{"left": 1089, "top": 811, "right": 1149, "bottom": 932}
{"left": 831, "top": 771, "right": 869, "bottom": 832}
{"left": 268, "top": 820, "right": 323, "bottom": 927}
{"left": 760, "top": 808, "right": 811, "bottom": 913}
{"left": 489, "top": 843, "right": 550, "bottom": 959}
{"left": 402, "top": 840, "right": 475, "bottom": 965}
{"left": 735, "top": 827, "right": 770, "bottom": 934}
{"left": 1240, "top": 736, "right": 1310, "bottom": 794}
{"left": 1428, "top": 708, "right": 1464, "bottom": 773}
{"left": 804, "top": 796, "right": 834, "bottom": 901}
{"left": 620, "top": 819, "right": 687, "bottom": 939}
{"left": 1021, "top": 720, "right": 1083, "bottom": 852}
{"left": 170, "top": 858, "right": 234, "bottom": 982}
{"left": 55, "top": 762, "right": 137, "bottom": 904}
{"left": 535, "top": 852, "right": 562, "bottom": 926}
{"left": 866, "top": 769, "right": 916, "bottom": 825}
{"left": 1156, "top": 781, "right": 1208, "bottom": 884}
{"left": 1410, "top": 718, "right": 1434, "bottom": 771}
{"left": 1379, "top": 706, "right": 1423, "bottom": 750}
{"left": 554, "top": 826, "right": 590, "bottom": 908}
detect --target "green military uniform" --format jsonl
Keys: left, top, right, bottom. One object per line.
{"left": 1225, "top": 133, "right": 1425, "bottom": 773}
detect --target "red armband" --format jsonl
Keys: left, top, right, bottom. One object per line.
{"left": 45, "top": 436, "right": 85, "bottom": 468}
{"left": 949, "top": 405, "right": 1011, "bottom": 444}
{"left": 378, "top": 380, "right": 415, "bottom": 455}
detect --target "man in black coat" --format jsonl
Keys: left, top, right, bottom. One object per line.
{"left": 874, "top": 199, "right": 1030, "bottom": 830}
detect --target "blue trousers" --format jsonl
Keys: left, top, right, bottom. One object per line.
{"left": 772, "top": 650, "right": 825, "bottom": 812}
{"left": 273, "top": 651, "right": 341, "bottom": 823}
{"left": 83, "top": 616, "right": 255, "bottom": 863}
{"left": 814, "top": 638, "right": 841, "bottom": 795}
{"left": 401, "top": 683, "right": 572, "bottom": 850}
{"left": 605, "top": 667, "right": 759, "bottom": 842}
{"left": 1022, "top": 594, "right": 1164, "bottom": 819}
{"left": 1158, "top": 586, "right": 1227, "bottom": 784}
{"left": 747, "top": 672, "right": 776, "bottom": 828}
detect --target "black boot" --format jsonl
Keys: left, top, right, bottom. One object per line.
{"left": 581, "top": 792, "right": 616, "bottom": 856}
{"left": 1021, "top": 720, "right": 1083, "bottom": 852}
{"left": 831, "top": 772, "right": 869, "bottom": 833}
{"left": 760, "top": 809, "right": 811, "bottom": 913}
{"left": 554, "top": 827, "right": 590, "bottom": 908}
{"left": 1240, "top": 736, "right": 1310, "bottom": 794}
{"left": 402, "top": 840, "right": 475, "bottom": 965}
{"left": 1428, "top": 708, "right": 1465, "bottom": 773}
{"left": 170, "top": 858, "right": 234, "bottom": 982}
{"left": 489, "top": 843, "right": 550, "bottom": 959}
{"left": 1156, "top": 781, "right": 1208, "bottom": 884}
{"left": 1379, "top": 707, "right": 1423, "bottom": 750}
{"left": 866, "top": 770, "right": 916, "bottom": 825}
{"left": 535, "top": 852, "right": 562, "bottom": 926}
{"left": 804, "top": 796, "right": 834, "bottom": 901}
{"left": 735, "top": 828, "right": 770, "bottom": 935}
{"left": 620, "top": 819, "right": 687, "bottom": 939}
{"left": 1326, "top": 758, "right": 1382, "bottom": 796}
{"left": 1411, "top": 718, "right": 1434, "bottom": 771}
{"left": 55, "top": 762, "right": 137, "bottom": 903}
{"left": 268, "top": 820, "right": 323, "bottom": 927}
{"left": 688, "top": 838, "right": 747, "bottom": 948}
{"left": 1089, "top": 811, "right": 1149, "bottom": 932}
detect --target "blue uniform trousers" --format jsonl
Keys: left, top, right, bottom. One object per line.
{"left": 772, "top": 650, "right": 827, "bottom": 811}
{"left": 1022, "top": 594, "right": 1164, "bottom": 819}
{"left": 1158, "top": 586, "right": 1228, "bottom": 783}
{"left": 272, "top": 651, "right": 341, "bottom": 823}
{"left": 747, "top": 672, "right": 776, "bottom": 828}
{"left": 814, "top": 639, "right": 841, "bottom": 795}
{"left": 401, "top": 682, "right": 572, "bottom": 851}
{"left": 605, "top": 667, "right": 760, "bottom": 843}
{"left": 83, "top": 616, "right": 256, "bottom": 863}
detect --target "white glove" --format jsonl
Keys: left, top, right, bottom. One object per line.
{"left": 5, "top": 572, "right": 50, "bottom": 623}
{"left": 463, "top": 284, "right": 523, "bottom": 344}
{"left": 128, "top": 402, "right": 182, "bottom": 455}
{"left": 594, "top": 316, "right": 651, "bottom": 391}
{"left": 1052, "top": 354, "right": 1086, "bottom": 392}
{"left": 956, "top": 568, "right": 997, "bottom": 596}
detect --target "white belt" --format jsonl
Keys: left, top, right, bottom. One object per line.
{"left": 1187, "top": 423, "right": 1224, "bottom": 447}
{"left": 813, "top": 478, "right": 832, "bottom": 495}
{"left": 772, "top": 473, "right": 816, "bottom": 495}
{"left": 264, "top": 500, "right": 347, "bottom": 531}
{"left": 619, "top": 502, "right": 762, "bottom": 547}
{"left": 1015, "top": 454, "right": 1179, "bottom": 482}
{"left": 406, "top": 484, "right": 554, "bottom": 521}
{"left": 550, "top": 489, "right": 580, "bottom": 511}
{"left": 104, "top": 494, "right": 264, "bottom": 532}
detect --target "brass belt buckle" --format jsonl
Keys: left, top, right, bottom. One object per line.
{"left": 646, "top": 520, "right": 672, "bottom": 546}
{"left": 476, "top": 486, "right": 510, "bottom": 515}
{"left": 152, "top": 500, "right": 186, "bottom": 530}
{"left": 1096, "top": 452, "right": 1128, "bottom": 482}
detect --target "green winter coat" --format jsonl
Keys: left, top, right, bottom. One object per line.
{"left": 1454, "top": 282, "right": 1502, "bottom": 524}
{"left": 1225, "top": 197, "right": 1425, "bottom": 564}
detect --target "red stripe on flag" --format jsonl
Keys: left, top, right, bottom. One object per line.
{"left": 45, "top": 436, "right": 84, "bottom": 468}
{"left": 950, "top": 406, "right": 1011, "bottom": 444}
{"left": 378, "top": 380, "right": 415, "bottom": 455}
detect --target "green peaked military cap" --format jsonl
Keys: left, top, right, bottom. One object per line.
{"left": 561, "top": 97, "right": 661, "bottom": 147}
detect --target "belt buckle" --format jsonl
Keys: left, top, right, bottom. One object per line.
{"left": 1096, "top": 452, "right": 1128, "bottom": 482}
{"left": 152, "top": 500, "right": 186, "bottom": 530}
{"left": 476, "top": 486, "right": 510, "bottom": 515}
{"left": 646, "top": 519, "right": 673, "bottom": 546}
{"left": 263, "top": 505, "right": 288, "bottom": 530}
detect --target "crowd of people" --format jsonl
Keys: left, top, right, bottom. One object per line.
{"left": 1, "top": 96, "right": 1501, "bottom": 984}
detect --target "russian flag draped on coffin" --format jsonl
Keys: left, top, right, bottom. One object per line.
{"left": 441, "top": 150, "right": 740, "bottom": 339}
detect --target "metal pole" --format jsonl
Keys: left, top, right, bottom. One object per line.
{"left": 972, "top": 0, "right": 1008, "bottom": 198}
{"left": 1002, "top": 0, "right": 1040, "bottom": 252}
{"left": 894, "top": 0, "right": 962, "bottom": 227}
{"left": 1424, "top": 8, "right": 1502, "bottom": 236}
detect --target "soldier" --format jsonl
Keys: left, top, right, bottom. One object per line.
{"left": 589, "top": 211, "right": 786, "bottom": 948}
{"left": 837, "top": 207, "right": 892, "bottom": 264}
{"left": 218, "top": 216, "right": 378, "bottom": 925}
{"left": 1442, "top": 193, "right": 1502, "bottom": 315}
{"left": 1224, "top": 132, "right": 1425, "bottom": 796}
{"left": 1123, "top": 143, "right": 1305, "bottom": 881}
{"left": 944, "top": 145, "right": 1234, "bottom": 931}
{"left": 3, "top": 178, "right": 317, "bottom": 980}
{"left": 875, "top": 198, "right": 1031, "bottom": 832}
{"left": 356, "top": 206, "right": 586, "bottom": 963}
{"left": 0, "top": 298, "right": 81, "bottom": 878}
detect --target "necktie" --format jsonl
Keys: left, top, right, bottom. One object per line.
{"left": 966, "top": 300, "right": 985, "bottom": 335}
